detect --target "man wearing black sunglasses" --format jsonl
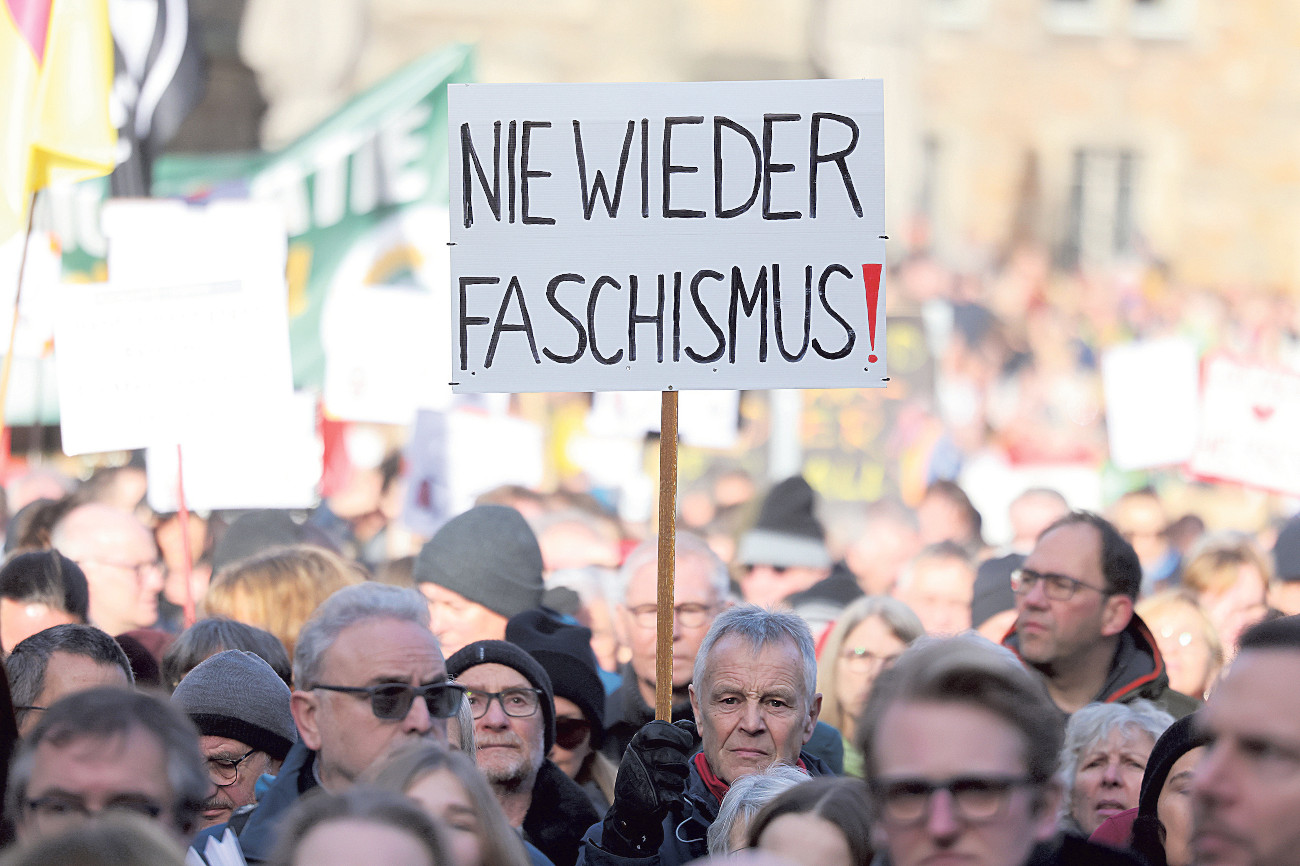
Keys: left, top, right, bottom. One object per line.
{"left": 448, "top": 639, "right": 599, "bottom": 866}
{"left": 189, "top": 584, "right": 455, "bottom": 865}
{"left": 1001, "top": 511, "right": 1199, "bottom": 719}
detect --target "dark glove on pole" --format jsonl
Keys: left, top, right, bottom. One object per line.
{"left": 601, "top": 719, "right": 698, "bottom": 857}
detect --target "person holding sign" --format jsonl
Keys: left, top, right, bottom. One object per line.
{"left": 577, "top": 606, "right": 831, "bottom": 866}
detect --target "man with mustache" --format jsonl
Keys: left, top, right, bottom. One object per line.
{"left": 449, "top": 639, "right": 598, "bottom": 866}
{"left": 170, "top": 649, "right": 297, "bottom": 830}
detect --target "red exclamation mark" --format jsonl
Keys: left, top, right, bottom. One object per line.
{"left": 862, "top": 263, "right": 882, "bottom": 363}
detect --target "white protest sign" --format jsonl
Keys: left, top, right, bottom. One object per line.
{"left": 402, "top": 407, "right": 545, "bottom": 535}
{"left": 588, "top": 389, "right": 741, "bottom": 449}
{"left": 145, "top": 392, "right": 322, "bottom": 511}
{"left": 1189, "top": 357, "right": 1300, "bottom": 495}
{"left": 1101, "top": 337, "right": 1200, "bottom": 470}
{"left": 449, "top": 79, "right": 885, "bottom": 393}
{"left": 55, "top": 201, "right": 295, "bottom": 456}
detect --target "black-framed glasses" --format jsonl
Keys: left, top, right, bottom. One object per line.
{"left": 627, "top": 602, "right": 714, "bottom": 629}
{"left": 463, "top": 687, "right": 544, "bottom": 720}
{"left": 25, "top": 794, "right": 164, "bottom": 825}
{"left": 872, "top": 774, "right": 1037, "bottom": 825}
{"left": 313, "top": 682, "right": 466, "bottom": 720}
{"left": 1010, "top": 568, "right": 1109, "bottom": 602}
{"left": 554, "top": 717, "right": 593, "bottom": 750}
{"left": 207, "top": 748, "right": 257, "bottom": 787}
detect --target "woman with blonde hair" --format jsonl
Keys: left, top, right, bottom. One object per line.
{"left": 202, "top": 545, "right": 366, "bottom": 659}
{"left": 368, "top": 742, "right": 533, "bottom": 866}
{"left": 1179, "top": 532, "right": 1271, "bottom": 656}
{"left": 1135, "top": 590, "right": 1223, "bottom": 699}
{"left": 816, "top": 595, "right": 924, "bottom": 775}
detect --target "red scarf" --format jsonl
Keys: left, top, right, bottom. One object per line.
{"left": 692, "top": 752, "right": 808, "bottom": 803}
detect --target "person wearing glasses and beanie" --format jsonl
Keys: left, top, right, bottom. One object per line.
{"left": 1001, "top": 511, "right": 1199, "bottom": 719}
{"left": 858, "top": 634, "right": 1142, "bottom": 866}
{"left": 188, "top": 583, "right": 465, "bottom": 865}
{"left": 448, "top": 639, "right": 599, "bottom": 866}
{"left": 170, "top": 650, "right": 298, "bottom": 830}
{"left": 507, "top": 608, "right": 618, "bottom": 813}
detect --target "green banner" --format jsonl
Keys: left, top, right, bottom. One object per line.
{"left": 57, "top": 43, "right": 473, "bottom": 393}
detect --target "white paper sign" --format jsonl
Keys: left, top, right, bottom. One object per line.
{"left": 145, "top": 392, "right": 322, "bottom": 511}
{"left": 448, "top": 79, "right": 886, "bottom": 393}
{"left": 1189, "top": 357, "right": 1300, "bottom": 495}
{"left": 55, "top": 201, "right": 295, "bottom": 456}
{"left": 1101, "top": 337, "right": 1200, "bottom": 470}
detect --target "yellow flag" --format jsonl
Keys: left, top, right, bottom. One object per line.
{"left": 1, "top": 0, "right": 117, "bottom": 242}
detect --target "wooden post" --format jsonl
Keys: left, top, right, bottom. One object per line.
{"left": 654, "top": 389, "right": 679, "bottom": 722}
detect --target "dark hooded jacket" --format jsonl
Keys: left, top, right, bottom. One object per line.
{"left": 1003, "top": 612, "right": 1200, "bottom": 719}
{"left": 576, "top": 750, "right": 835, "bottom": 866}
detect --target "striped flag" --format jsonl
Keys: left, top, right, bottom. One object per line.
{"left": 1, "top": 0, "right": 117, "bottom": 242}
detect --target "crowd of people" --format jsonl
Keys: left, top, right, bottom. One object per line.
{"left": 0, "top": 457, "right": 1293, "bottom": 866}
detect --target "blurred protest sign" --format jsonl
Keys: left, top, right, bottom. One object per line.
{"left": 145, "top": 392, "right": 321, "bottom": 511}
{"left": 55, "top": 200, "right": 293, "bottom": 455}
{"left": 448, "top": 79, "right": 886, "bottom": 393}
{"left": 1101, "top": 337, "right": 1200, "bottom": 470}
{"left": 1189, "top": 356, "right": 1300, "bottom": 495}
{"left": 401, "top": 407, "right": 544, "bottom": 536}
{"left": 51, "top": 44, "right": 474, "bottom": 392}
{"left": 587, "top": 389, "right": 741, "bottom": 449}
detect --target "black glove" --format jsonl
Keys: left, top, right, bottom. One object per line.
{"left": 602, "top": 719, "right": 698, "bottom": 857}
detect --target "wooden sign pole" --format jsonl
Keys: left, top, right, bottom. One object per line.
{"left": 654, "top": 389, "right": 679, "bottom": 722}
{"left": 175, "top": 444, "right": 197, "bottom": 628}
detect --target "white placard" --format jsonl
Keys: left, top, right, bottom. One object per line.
{"left": 55, "top": 278, "right": 294, "bottom": 455}
{"left": 145, "top": 392, "right": 322, "bottom": 511}
{"left": 1189, "top": 357, "right": 1300, "bottom": 495}
{"left": 588, "top": 389, "right": 741, "bottom": 449}
{"left": 448, "top": 79, "right": 886, "bottom": 393}
{"left": 402, "top": 408, "right": 545, "bottom": 535}
{"left": 1101, "top": 337, "right": 1200, "bottom": 470}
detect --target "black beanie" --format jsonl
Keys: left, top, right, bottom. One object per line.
{"left": 971, "top": 554, "right": 1020, "bottom": 629}
{"left": 737, "top": 476, "right": 831, "bottom": 568}
{"left": 507, "top": 609, "right": 606, "bottom": 747}
{"left": 413, "top": 506, "right": 545, "bottom": 620}
{"left": 1131, "top": 711, "right": 1209, "bottom": 866}
{"left": 1274, "top": 516, "right": 1300, "bottom": 582}
{"left": 447, "top": 639, "right": 556, "bottom": 754}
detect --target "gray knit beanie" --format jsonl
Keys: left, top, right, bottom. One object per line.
{"left": 171, "top": 649, "right": 297, "bottom": 761}
{"left": 413, "top": 505, "right": 545, "bottom": 620}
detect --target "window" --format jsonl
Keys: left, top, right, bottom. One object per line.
{"left": 1043, "top": 0, "right": 1107, "bottom": 36}
{"left": 1060, "top": 148, "right": 1139, "bottom": 268}
{"left": 1129, "top": 0, "right": 1196, "bottom": 39}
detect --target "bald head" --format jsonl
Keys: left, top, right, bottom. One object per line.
{"left": 51, "top": 504, "right": 163, "bottom": 636}
{"left": 1009, "top": 489, "right": 1070, "bottom": 551}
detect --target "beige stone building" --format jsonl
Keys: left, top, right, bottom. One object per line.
{"left": 189, "top": 0, "right": 1299, "bottom": 289}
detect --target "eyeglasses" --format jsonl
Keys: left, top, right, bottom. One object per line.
{"left": 84, "top": 558, "right": 164, "bottom": 581}
{"left": 554, "top": 717, "right": 593, "bottom": 750}
{"left": 25, "top": 794, "right": 164, "bottom": 826}
{"left": 627, "top": 602, "right": 714, "bottom": 630}
{"left": 872, "top": 775, "right": 1037, "bottom": 826}
{"left": 313, "top": 682, "right": 466, "bottom": 720}
{"left": 207, "top": 748, "right": 257, "bottom": 787}
{"left": 1010, "top": 568, "right": 1109, "bottom": 602}
{"left": 840, "top": 647, "right": 901, "bottom": 672}
{"left": 463, "top": 687, "right": 544, "bottom": 720}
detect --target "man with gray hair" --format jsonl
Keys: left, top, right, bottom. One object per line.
{"left": 188, "top": 582, "right": 465, "bottom": 864}
{"left": 7, "top": 686, "right": 209, "bottom": 843}
{"left": 579, "top": 605, "right": 831, "bottom": 866}
{"left": 602, "top": 532, "right": 732, "bottom": 760}
{"left": 6, "top": 623, "right": 134, "bottom": 735}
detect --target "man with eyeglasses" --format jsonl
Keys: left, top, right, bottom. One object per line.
{"left": 857, "top": 634, "right": 1141, "bottom": 866}
{"left": 171, "top": 650, "right": 298, "bottom": 829}
{"left": 448, "top": 639, "right": 599, "bottom": 866}
{"left": 50, "top": 502, "right": 166, "bottom": 637}
{"left": 8, "top": 686, "right": 209, "bottom": 844}
{"left": 604, "top": 533, "right": 731, "bottom": 760}
{"left": 1002, "top": 511, "right": 1199, "bottom": 718}
{"left": 189, "top": 583, "right": 460, "bottom": 864}
{"left": 7, "top": 623, "right": 135, "bottom": 736}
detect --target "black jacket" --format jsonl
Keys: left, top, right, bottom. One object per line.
{"left": 524, "top": 760, "right": 601, "bottom": 866}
